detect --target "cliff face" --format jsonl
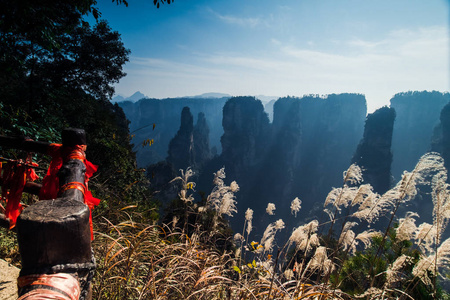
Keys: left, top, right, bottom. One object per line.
{"left": 430, "top": 102, "right": 450, "bottom": 175}
{"left": 266, "top": 97, "right": 302, "bottom": 199}
{"left": 119, "top": 97, "right": 228, "bottom": 167}
{"left": 267, "top": 94, "right": 366, "bottom": 219}
{"left": 122, "top": 91, "right": 450, "bottom": 237}
{"left": 352, "top": 107, "right": 396, "bottom": 194}
{"left": 208, "top": 94, "right": 366, "bottom": 232}
{"left": 390, "top": 91, "right": 450, "bottom": 179}
{"left": 221, "top": 96, "right": 271, "bottom": 172}
{"left": 167, "top": 107, "right": 195, "bottom": 171}
{"left": 166, "top": 108, "right": 212, "bottom": 172}
{"left": 193, "top": 112, "right": 212, "bottom": 168}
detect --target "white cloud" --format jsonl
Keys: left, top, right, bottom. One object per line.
{"left": 128, "top": 56, "right": 234, "bottom": 80}
{"left": 271, "top": 38, "right": 281, "bottom": 46}
{"left": 347, "top": 39, "right": 386, "bottom": 49}
{"left": 218, "top": 14, "right": 261, "bottom": 27}
{"left": 207, "top": 8, "right": 265, "bottom": 28}
{"left": 116, "top": 26, "right": 449, "bottom": 113}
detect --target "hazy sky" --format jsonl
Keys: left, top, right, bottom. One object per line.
{"left": 97, "top": 0, "right": 449, "bottom": 113}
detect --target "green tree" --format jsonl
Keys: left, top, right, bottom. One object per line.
{"left": 0, "top": 2, "right": 130, "bottom": 113}
{"left": 0, "top": 0, "right": 157, "bottom": 223}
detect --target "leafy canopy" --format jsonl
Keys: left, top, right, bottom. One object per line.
{"left": 0, "top": 0, "right": 157, "bottom": 223}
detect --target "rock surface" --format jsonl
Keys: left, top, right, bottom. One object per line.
{"left": 352, "top": 106, "right": 396, "bottom": 194}
{"left": 0, "top": 259, "right": 19, "bottom": 300}
{"left": 167, "top": 108, "right": 212, "bottom": 172}
{"left": 197, "top": 94, "right": 367, "bottom": 233}
{"left": 119, "top": 97, "right": 228, "bottom": 167}
{"left": 193, "top": 112, "right": 212, "bottom": 168}
{"left": 167, "top": 107, "right": 195, "bottom": 171}
{"left": 390, "top": 91, "right": 450, "bottom": 180}
{"left": 122, "top": 91, "right": 450, "bottom": 237}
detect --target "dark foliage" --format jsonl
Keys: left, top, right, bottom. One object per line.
{"left": 0, "top": 0, "right": 157, "bottom": 224}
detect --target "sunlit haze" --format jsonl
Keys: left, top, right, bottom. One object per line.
{"left": 96, "top": 0, "right": 450, "bottom": 113}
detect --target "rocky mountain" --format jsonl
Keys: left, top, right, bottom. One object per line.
{"left": 390, "top": 91, "right": 450, "bottom": 180}
{"left": 197, "top": 96, "right": 273, "bottom": 232}
{"left": 189, "top": 92, "right": 231, "bottom": 99}
{"left": 128, "top": 91, "right": 148, "bottom": 102}
{"left": 112, "top": 91, "right": 147, "bottom": 103}
{"left": 167, "top": 107, "right": 211, "bottom": 171}
{"left": 167, "top": 107, "right": 195, "bottom": 171}
{"left": 118, "top": 97, "right": 228, "bottom": 167}
{"left": 220, "top": 96, "right": 271, "bottom": 174}
{"left": 352, "top": 106, "right": 396, "bottom": 194}
{"left": 195, "top": 94, "right": 367, "bottom": 233}
{"left": 431, "top": 101, "right": 450, "bottom": 176}
{"left": 119, "top": 90, "right": 450, "bottom": 237}
{"left": 111, "top": 95, "right": 125, "bottom": 103}
{"left": 193, "top": 112, "right": 212, "bottom": 168}
{"left": 259, "top": 94, "right": 366, "bottom": 227}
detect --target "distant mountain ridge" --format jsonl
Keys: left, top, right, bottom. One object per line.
{"left": 112, "top": 91, "right": 148, "bottom": 103}
{"left": 118, "top": 96, "right": 229, "bottom": 167}
{"left": 113, "top": 91, "right": 279, "bottom": 103}
{"left": 187, "top": 92, "right": 231, "bottom": 99}
{"left": 119, "top": 91, "right": 450, "bottom": 236}
{"left": 113, "top": 92, "right": 231, "bottom": 103}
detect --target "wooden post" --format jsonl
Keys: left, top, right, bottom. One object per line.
{"left": 0, "top": 136, "right": 49, "bottom": 229}
{"left": 0, "top": 136, "right": 50, "bottom": 154}
{"left": 0, "top": 128, "right": 95, "bottom": 300}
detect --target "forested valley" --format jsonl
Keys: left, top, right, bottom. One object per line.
{"left": 1, "top": 1, "right": 450, "bottom": 299}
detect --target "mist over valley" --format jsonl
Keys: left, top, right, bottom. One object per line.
{"left": 119, "top": 90, "right": 450, "bottom": 237}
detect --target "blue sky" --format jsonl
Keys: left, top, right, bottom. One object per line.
{"left": 97, "top": 0, "right": 449, "bottom": 112}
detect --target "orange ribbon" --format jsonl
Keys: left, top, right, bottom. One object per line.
{"left": 1, "top": 155, "right": 39, "bottom": 229}
{"left": 18, "top": 273, "right": 81, "bottom": 300}
{"left": 39, "top": 144, "right": 100, "bottom": 240}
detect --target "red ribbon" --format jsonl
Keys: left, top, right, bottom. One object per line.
{"left": 1, "top": 156, "right": 39, "bottom": 229}
{"left": 39, "top": 144, "right": 100, "bottom": 240}
{"left": 18, "top": 273, "right": 81, "bottom": 300}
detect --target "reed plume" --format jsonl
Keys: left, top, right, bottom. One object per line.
{"left": 266, "top": 203, "right": 276, "bottom": 215}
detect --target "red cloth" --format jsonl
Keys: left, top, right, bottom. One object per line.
{"left": 4, "top": 165, "right": 26, "bottom": 229}
{"left": 2, "top": 157, "right": 39, "bottom": 229}
{"left": 39, "top": 144, "right": 63, "bottom": 201}
{"left": 39, "top": 144, "right": 100, "bottom": 240}
{"left": 18, "top": 273, "right": 80, "bottom": 300}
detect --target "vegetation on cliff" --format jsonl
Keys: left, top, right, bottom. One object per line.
{"left": 0, "top": 0, "right": 157, "bottom": 265}
{"left": 2, "top": 2, "right": 450, "bottom": 299}
{"left": 93, "top": 154, "right": 450, "bottom": 299}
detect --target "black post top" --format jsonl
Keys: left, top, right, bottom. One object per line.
{"left": 62, "top": 128, "right": 86, "bottom": 147}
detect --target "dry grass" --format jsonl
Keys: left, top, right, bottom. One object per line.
{"left": 92, "top": 171, "right": 343, "bottom": 300}
{"left": 92, "top": 153, "right": 450, "bottom": 299}
{"left": 92, "top": 211, "right": 233, "bottom": 299}
{"left": 92, "top": 212, "right": 340, "bottom": 300}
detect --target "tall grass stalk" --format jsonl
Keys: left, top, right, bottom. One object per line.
{"left": 92, "top": 153, "right": 450, "bottom": 299}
